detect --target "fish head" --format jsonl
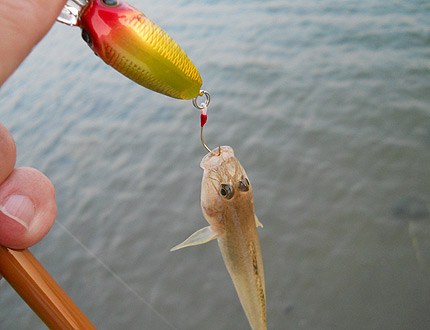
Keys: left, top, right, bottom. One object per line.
{"left": 200, "top": 146, "right": 254, "bottom": 228}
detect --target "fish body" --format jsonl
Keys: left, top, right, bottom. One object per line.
{"left": 172, "top": 146, "right": 266, "bottom": 330}
{"left": 78, "top": 0, "right": 202, "bottom": 99}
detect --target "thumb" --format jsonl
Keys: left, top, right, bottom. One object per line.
{"left": 0, "top": 167, "right": 57, "bottom": 249}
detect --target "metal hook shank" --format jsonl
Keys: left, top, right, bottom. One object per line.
{"left": 201, "top": 126, "right": 211, "bottom": 153}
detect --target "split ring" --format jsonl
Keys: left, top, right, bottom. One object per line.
{"left": 192, "top": 90, "right": 211, "bottom": 110}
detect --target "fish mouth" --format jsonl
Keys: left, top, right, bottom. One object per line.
{"left": 200, "top": 146, "right": 235, "bottom": 170}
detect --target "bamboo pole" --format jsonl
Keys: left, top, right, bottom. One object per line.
{"left": 0, "top": 246, "right": 97, "bottom": 330}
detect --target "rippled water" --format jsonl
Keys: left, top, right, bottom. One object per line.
{"left": 1, "top": 0, "right": 430, "bottom": 329}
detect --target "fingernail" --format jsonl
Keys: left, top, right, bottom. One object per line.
{"left": 0, "top": 195, "right": 35, "bottom": 230}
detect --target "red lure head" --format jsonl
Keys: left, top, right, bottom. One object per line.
{"left": 78, "top": 0, "right": 136, "bottom": 57}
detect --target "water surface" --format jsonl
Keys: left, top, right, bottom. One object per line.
{"left": 1, "top": 0, "right": 429, "bottom": 329}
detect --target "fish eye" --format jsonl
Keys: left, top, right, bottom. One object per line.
{"left": 81, "top": 29, "right": 92, "bottom": 46}
{"left": 238, "top": 176, "right": 250, "bottom": 192}
{"left": 220, "top": 184, "right": 234, "bottom": 199}
{"left": 102, "top": 0, "right": 119, "bottom": 7}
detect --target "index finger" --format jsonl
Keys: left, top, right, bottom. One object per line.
{"left": 0, "top": 0, "right": 68, "bottom": 86}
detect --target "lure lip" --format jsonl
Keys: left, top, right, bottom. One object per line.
{"left": 57, "top": 3, "right": 81, "bottom": 26}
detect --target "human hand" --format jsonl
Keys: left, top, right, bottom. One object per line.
{"left": 0, "top": 124, "right": 57, "bottom": 249}
{"left": 0, "top": 0, "right": 67, "bottom": 248}
{"left": 0, "top": 0, "right": 67, "bottom": 86}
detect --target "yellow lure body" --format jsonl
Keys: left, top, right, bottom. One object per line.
{"left": 79, "top": 0, "right": 202, "bottom": 99}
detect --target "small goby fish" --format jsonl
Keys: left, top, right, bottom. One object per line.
{"left": 171, "top": 146, "right": 266, "bottom": 330}
{"left": 74, "top": 0, "right": 202, "bottom": 99}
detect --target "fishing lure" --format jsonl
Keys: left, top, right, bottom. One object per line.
{"left": 58, "top": 0, "right": 202, "bottom": 99}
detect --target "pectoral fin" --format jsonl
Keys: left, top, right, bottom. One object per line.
{"left": 170, "top": 226, "right": 219, "bottom": 251}
{"left": 255, "top": 215, "right": 263, "bottom": 228}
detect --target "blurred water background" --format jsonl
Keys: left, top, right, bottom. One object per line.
{"left": 1, "top": 0, "right": 430, "bottom": 329}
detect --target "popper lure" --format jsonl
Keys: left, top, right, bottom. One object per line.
{"left": 58, "top": 0, "right": 202, "bottom": 99}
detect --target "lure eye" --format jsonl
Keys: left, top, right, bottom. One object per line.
{"left": 220, "top": 184, "right": 234, "bottom": 199}
{"left": 102, "top": 0, "right": 119, "bottom": 7}
{"left": 81, "top": 29, "right": 92, "bottom": 46}
{"left": 238, "top": 176, "right": 250, "bottom": 192}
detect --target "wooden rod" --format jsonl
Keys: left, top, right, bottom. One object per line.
{"left": 0, "top": 246, "right": 97, "bottom": 330}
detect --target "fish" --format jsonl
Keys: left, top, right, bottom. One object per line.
{"left": 171, "top": 146, "right": 266, "bottom": 330}
{"left": 67, "top": 0, "right": 202, "bottom": 99}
